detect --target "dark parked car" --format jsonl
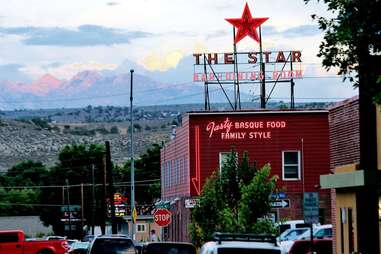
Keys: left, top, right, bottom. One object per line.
{"left": 288, "top": 239, "right": 332, "bottom": 254}
{"left": 82, "top": 235, "right": 95, "bottom": 242}
{"left": 88, "top": 235, "right": 135, "bottom": 254}
{"left": 138, "top": 242, "right": 197, "bottom": 254}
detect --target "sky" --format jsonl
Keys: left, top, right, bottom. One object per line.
{"left": 0, "top": 0, "right": 358, "bottom": 106}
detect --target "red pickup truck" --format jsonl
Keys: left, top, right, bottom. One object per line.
{"left": 0, "top": 230, "right": 69, "bottom": 254}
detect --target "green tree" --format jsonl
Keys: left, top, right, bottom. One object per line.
{"left": 0, "top": 188, "right": 40, "bottom": 216}
{"left": 0, "top": 161, "right": 48, "bottom": 216}
{"left": 110, "top": 126, "right": 119, "bottom": 134}
{"left": 191, "top": 173, "right": 221, "bottom": 243}
{"left": 118, "top": 144, "right": 162, "bottom": 204}
{"left": 304, "top": 0, "right": 381, "bottom": 103}
{"left": 190, "top": 152, "right": 278, "bottom": 245}
{"left": 39, "top": 144, "right": 106, "bottom": 237}
{"left": 3, "top": 161, "right": 49, "bottom": 187}
{"left": 238, "top": 164, "right": 278, "bottom": 233}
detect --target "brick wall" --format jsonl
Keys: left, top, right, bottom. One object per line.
{"left": 329, "top": 97, "right": 360, "bottom": 170}
{"left": 328, "top": 97, "right": 360, "bottom": 254}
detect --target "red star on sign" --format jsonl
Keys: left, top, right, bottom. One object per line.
{"left": 226, "top": 3, "right": 268, "bottom": 44}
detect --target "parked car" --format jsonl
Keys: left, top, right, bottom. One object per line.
{"left": 279, "top": 225, "right": 332, "bottom": 254}
{"left": 297, "top": 224, "right": 332, "bottom": 240}
{"left": 277, "top": 220, "right": 307, "bottom": 234}
{"left": 288, "top": 239, "right": 332, "bottom": 254}
{"left": 88, "top": 235, "right": 135, "bottom": 254}
{"left": 278, "top": 228, "right": 309, "bottom": 242}
{"left": 139, "top": 242, "right": 197, "bottom": 254}
{"left": 68, "top": 241, "right": 90, "bottom": 254}
{"left": 46, "top": 236, "right": 67, "bottom": 241}
{"left": 67, "top": 239, "right": 79, "bottom": 248}
{"left": 82, "top": 235, "right": 95, "bottom": 242}
{"left": 0, "top": 230, "right": 69, "bottom": 254}
{"left": 200, "top": 232, "right": 281, "bottom": 254}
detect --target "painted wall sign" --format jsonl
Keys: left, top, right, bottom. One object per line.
{"left": 205, "top": 117, "right": 286, "bottom": 140}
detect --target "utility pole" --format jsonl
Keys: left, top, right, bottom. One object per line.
{"left": 101, "top": 156, "right": 107, "bottom": 234}
{"left": 81, "top": 183, "right": 84, "bottom": 235}
{"left": 91, "top": 164, "right": 96, "bottom": 235}
{"left": 130, "top": 69, "right": 136, "bottom": 240}
{"left": 106, "top": 141, "right": 117, "bottom": 234}
{"left": 65, "top": 179, "right": 72, "bottom": 238}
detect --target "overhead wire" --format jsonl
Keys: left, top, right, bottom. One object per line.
{"left": 0, "top": 72, "right": 353, "bottom": 106}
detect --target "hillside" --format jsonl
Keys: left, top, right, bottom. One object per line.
{"left": 0, "top": 101, "right": 333, "bottom": 171}
{"left": 0, "top": 118, "right": 171, "bottom": 171}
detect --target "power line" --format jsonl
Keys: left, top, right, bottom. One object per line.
{"left": 0, "top": 179, "right": 160, "bottom": 189}
{"left": 0, "top": 202, "right": 157, "bottom": 207}
{"left": 0, "top": 75, "right": 352, "bottom": 105}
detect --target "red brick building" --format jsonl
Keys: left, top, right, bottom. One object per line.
{"left": 161, "top": 110, "right": 331, "bottom": 241}
{"left": 320, "top": 97, "right": 381, "bottom": 253}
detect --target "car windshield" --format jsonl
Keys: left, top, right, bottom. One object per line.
{"left": 279, "top": 228, "right": 309, "bottom": 241}
{"left": 73, "top": 242, "right": 89, "bottom": 249}
{"left": 296, "top": 227, "right": 332, "bottom": 240}
{"left": 217, "top": 248, "right": 280, "bottom": 254}
{"left": 91, "top": 238, "right": 135, "bottom": 254}
{"left": 314, "top": 228, "right": 332, "bottom": 238}
{"left": 144, "top": 243, "right": 196, "bottom": 254}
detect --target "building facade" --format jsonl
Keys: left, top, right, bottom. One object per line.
{"left": 320, "top": 97, "right": 381, "bottom": 254}
{"left": 161, "top": 110, "right": 331, "bottom": 241}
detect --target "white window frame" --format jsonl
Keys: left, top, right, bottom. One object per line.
{"left": 136, "top": 223, "right": 146, "bottom": 233}
{"left": 219, "top": 152, "right": 238, "bottom": 175}
{"left": 282, "top": 150, "right": 301, "bottom": 181}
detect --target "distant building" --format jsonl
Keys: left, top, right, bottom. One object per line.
{"left": 161, "top": 110, "right": 331, "bottom": 241}
{"left": 0, "top": 216, "right": 52, "bottom": 237}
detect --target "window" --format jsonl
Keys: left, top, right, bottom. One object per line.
{"left": 184, "top": 157, "right": 188, "bottom": 184}
{"left": 0, "top": 232, "right": 19, "bottom": 243}
{"left": 282, "top": 151, "right": 301, "bottom": 180}
{"left": 219, "top": 152, "right": 238, "bottom": 175}
{"left": 136, "top": 224, "right": 146, "bottom": 233}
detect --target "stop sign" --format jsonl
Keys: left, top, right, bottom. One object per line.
{"left": 154, "top": 209, "right": 172, "bottom": 227}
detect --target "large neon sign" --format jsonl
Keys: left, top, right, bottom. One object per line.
{"left": 206, "top": 117, "right": 286, "bottom": 140}
{"left": 193, "top": 51, "right": 303, "bottom": 82}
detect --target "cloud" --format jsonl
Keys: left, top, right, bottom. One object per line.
{"left": 206, "top": 25, "right": 320, "bottom": 41}
{"left": 107, "top": 2, "right": 119, "bottom": 6}
{"left": 20, "top": 62, "right": 118, "bottom": 79}
{"left": 263, "top": 25, "right": 320, "bottom": 38}
{"left": 141, "top": 50, "right": 184, "bottom": 71}
{"left": 0, "top": 64, "right": 32, "bottom": 82}
{"left": 0, "top": 25, "right": 152, "bottom": 46}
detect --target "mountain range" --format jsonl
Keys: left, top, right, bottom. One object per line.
{"left": 0, "top": 56, "right": 252, "bottom": 109}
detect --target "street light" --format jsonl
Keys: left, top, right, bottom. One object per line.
{"left": 130, "top": 69, "right": 136, "bottom": 240}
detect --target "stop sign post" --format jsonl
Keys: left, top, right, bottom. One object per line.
{"left": 154, "top": 209, "right": 172, "bottom": 227}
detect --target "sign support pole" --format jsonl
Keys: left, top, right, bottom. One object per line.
{"left": 290, "top": 58, "right": 295, "bottom": 108}
{"left": 259, "top": 25, "right": 266, "bottom": 109}
{"left": 203, "top": 54, "right": 210, "bottom": 111}
{"left": 232, "top": 27, "right": 240, "bottom": 110}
